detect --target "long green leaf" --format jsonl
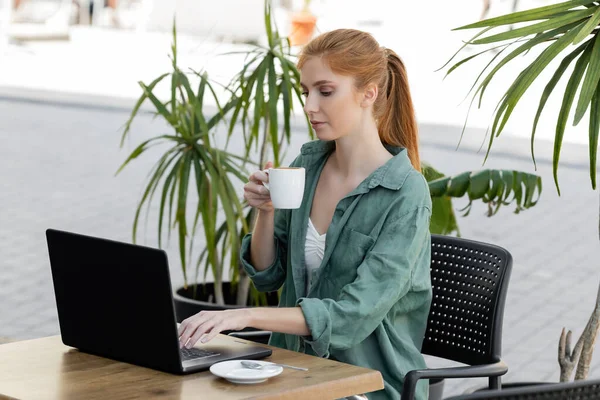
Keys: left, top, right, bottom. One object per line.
{"left": 589, "top": 81, "right": 600, "bottom": 189}
{"left": 436, "top": 27, "right": 495, "bottom": 71}
{"left": 491, "top": 22, "right": 588, "bottom": 143}
{"left": 454, "top": 0, "right": 596, "bottom": 30}
{"left": 142, "top": 147, "right": 182, "bottom": 243}
{"left": 574, "top": 7, "right": 600, "bottom": 44}
{"left": 158, "top": 154, "right": 182, "bottom": 249}
{"left": 267, "top": 54, "right": 280, "bottom": 164}
{"left": 281, "top": 77, "right": 291, "bottom": 146}
{"left": 476, "top": 21, "right": 581, "bottom": 110}
{"left": 574, "top": 35, "right": 600, "bottom": 125}
{"left": 115, "top": 135, "right": 175, "bottom": 175}
{"left": 473, "top": 8, "right": 596, "bottom": 44}
{"left": 445, "top": 43, "right": 509, "bottom": 79}
{"left": 455, "top": 40, "right": 520, "bottom": 148}
{"left": 531, "top": 39, "right": 590, "bottom": 168}
{"left": 251, "top": 59, "right": 268, "bottom": 154}
{"left": 176, "top": 152, "right": 192, "bottom": 278}
{"left": 553, "top": 41, "right": 593, "bottom": 194}
{"left": 120, "top": 73, "right": 170, "bottom": 146}
{"left": 132, "top": 149, "right": 178, "bottom": 243}
{"left": 140, "top": 82, "right": 174, "bottom": 127}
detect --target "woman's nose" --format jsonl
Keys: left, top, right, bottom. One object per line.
{"left": 303, "top": 94, "right": 318, "bottom": 114}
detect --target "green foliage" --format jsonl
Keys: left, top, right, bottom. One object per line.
{"left": 445, "top": 0, "right": 600, "bottom": 192}
{"left": 424, "top": 164, "right": 542, "bottom": 235}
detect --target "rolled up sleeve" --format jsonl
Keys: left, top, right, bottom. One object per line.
{"left": 240, "top": 208, "right": 290, "bottom": 292}
{"left": 296, "top": 206, "right": 431, "bottom": 358}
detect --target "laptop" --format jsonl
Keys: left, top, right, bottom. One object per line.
{"left": 45, "top": 228, "right": 272, "bottom": 374}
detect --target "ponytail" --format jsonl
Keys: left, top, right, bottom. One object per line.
{"left": 377, "top": 49, "right": 420, "bottom": 171}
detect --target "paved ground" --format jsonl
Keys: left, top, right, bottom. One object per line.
{"left": 2, "top": 89, "right": 600, "bottom": 397}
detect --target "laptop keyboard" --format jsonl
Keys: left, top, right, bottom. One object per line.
{"left": 180, "top": 347, "right": 220, "bottom": 361}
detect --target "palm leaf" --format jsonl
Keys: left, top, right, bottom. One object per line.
{"left": 489, "top": 22, "right": 588, "bottom": 151}
{"left": 530, "top": 40, "right": 590, "bottom": 168}
{"left": 472, "top": 8, "right": 596, "bottom": 45}
{"left": 553, "top": 42, "right": 594, "bottom": 194}
{"left": 454, "top": 0, "right": 596, "bottom": 30}
{"left": 590, "top": 84, "right": 600, "bottom": 189}
{"left": 574, "top": 35, "right": 600, "bottom": 125}
{"left": 476, "top": 21, "right": 581, "bottom": 111}
{"left": 573, "top": 6, "right": 600, "bottom": 44}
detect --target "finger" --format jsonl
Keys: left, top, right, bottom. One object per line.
{"left": 249, "top": 170, "right": 269, "bottom": 184}
{"left": 263, "top": 161, "right": 273, "bottom": 170}
{"left": 179, "top": 323, "right": 196, "bottom": 348}
{"left": 178, "top": 318, "right": 192, "bottom": 339}
{"left": 244, "top": 185, "right": 270, "bottom": 197}
{"left": 179, "top": 312, "right": 209, "bottom": 347}
{"left": 187, "top": 319, "right": 219, "bottom": 348}
{"left": 244, "top": 182, "right": 269, "bottom": 195}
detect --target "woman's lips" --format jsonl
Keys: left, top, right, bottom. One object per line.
{"left": 310, "top": 121, "right": 325, "bottom": 129}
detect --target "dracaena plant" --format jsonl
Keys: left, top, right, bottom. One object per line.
{"left": 116, "top": 20, "right": 249, "bottom": 306}
{"left": 441, "top": 0, "right": 600, "bottom": 382}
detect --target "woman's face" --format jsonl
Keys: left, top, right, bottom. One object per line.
{"left": 300, "top": 56, "right": 366, "bottom": 141}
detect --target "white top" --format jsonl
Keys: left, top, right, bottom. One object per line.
{"left": 305, "top": 218, "right": 326, "bottom": 294}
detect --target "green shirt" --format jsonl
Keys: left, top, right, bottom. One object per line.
{"left": 240, "top": 140, "right": 432, "bottom": 400}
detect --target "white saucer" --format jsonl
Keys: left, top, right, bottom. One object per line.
{"left": 210, "top": 360, "right": 283, "bottom": 384}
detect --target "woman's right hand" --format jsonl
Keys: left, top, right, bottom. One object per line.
{"left": 244, "top": 161, "right": 274, "bottom": 213}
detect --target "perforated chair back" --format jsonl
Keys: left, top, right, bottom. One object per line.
{"left": 422, "top": 235, "right": 513, "bottom": 366}
{"left": 444, "top": 378, "right": 600, "bottom": 399}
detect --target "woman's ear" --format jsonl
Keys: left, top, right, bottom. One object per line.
{"left": 361, "top": 83, "right": 378, "bottom": 108}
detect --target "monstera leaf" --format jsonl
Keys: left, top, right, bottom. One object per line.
{"left": 424, "top": 163, "right": 542, "bottom": 235}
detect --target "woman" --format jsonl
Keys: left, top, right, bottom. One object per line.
{"left": 178, "top": 29, "right": 432, "bottom": 400}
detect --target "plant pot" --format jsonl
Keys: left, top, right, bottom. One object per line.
{"left": 173, "top": 282, "right": 279, "bottom": 345}
{"left": 428, "top": 378, "right": 445, "bottom": 400}
{"left": 289, "top": 10, "right": 317, "bottom": 46}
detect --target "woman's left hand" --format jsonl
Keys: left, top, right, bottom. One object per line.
{"left": 178, "top": 309, "right": 252, "bottom": 348}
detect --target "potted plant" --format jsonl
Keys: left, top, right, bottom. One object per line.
{"left": 117, "top": 2, "right": 315, "bottom": 331}
{"left": 441, "top": 0, "right": 600, "bottom": 390}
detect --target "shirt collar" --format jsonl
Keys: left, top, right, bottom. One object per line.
{"left": 300, "top": 140, "right": 415, "bottom": 191}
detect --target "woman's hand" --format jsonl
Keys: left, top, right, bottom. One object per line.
{"left": 243, "top": 161, "right": 274, "bottom": 213}
{"left": 178, "top": 309, "right": 252, "bottom": 348}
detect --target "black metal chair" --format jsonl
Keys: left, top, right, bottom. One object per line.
{"left": 444, "top": 378, "right": 600, "bottom": 399}
{"left": 402, "top": 234, "right": 513, "bottom": 399}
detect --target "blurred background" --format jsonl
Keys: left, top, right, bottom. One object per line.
{"left": 1, "top": 0, "right": 600, "bottom": 397}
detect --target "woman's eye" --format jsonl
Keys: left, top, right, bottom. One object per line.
{"left": 321, "top": 91, "right": 332, "bottom": 97}
{"left": 301, "top": 92, "right": 308, "bottom": 97}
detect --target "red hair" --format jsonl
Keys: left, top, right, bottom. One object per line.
{"left": 297, "top": 29, "right": 420, "bottom": 171}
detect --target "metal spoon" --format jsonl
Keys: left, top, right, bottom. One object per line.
{"left": 240, "top": 360, "right": 308, "bottom": 371}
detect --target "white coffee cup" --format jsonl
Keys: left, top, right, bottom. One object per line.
{"left": 263, "top": 167, "right": 306, "bottom": 209}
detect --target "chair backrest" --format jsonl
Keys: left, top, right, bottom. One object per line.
{"left": 421, "top": 235, "right": 513, "bottom": 366}
{"left": 444, "top": 379, "right": 600, "bottom": 399}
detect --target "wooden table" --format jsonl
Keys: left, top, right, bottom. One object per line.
{"left": 0, "top": 335, "right": 384, "bottom": 399}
